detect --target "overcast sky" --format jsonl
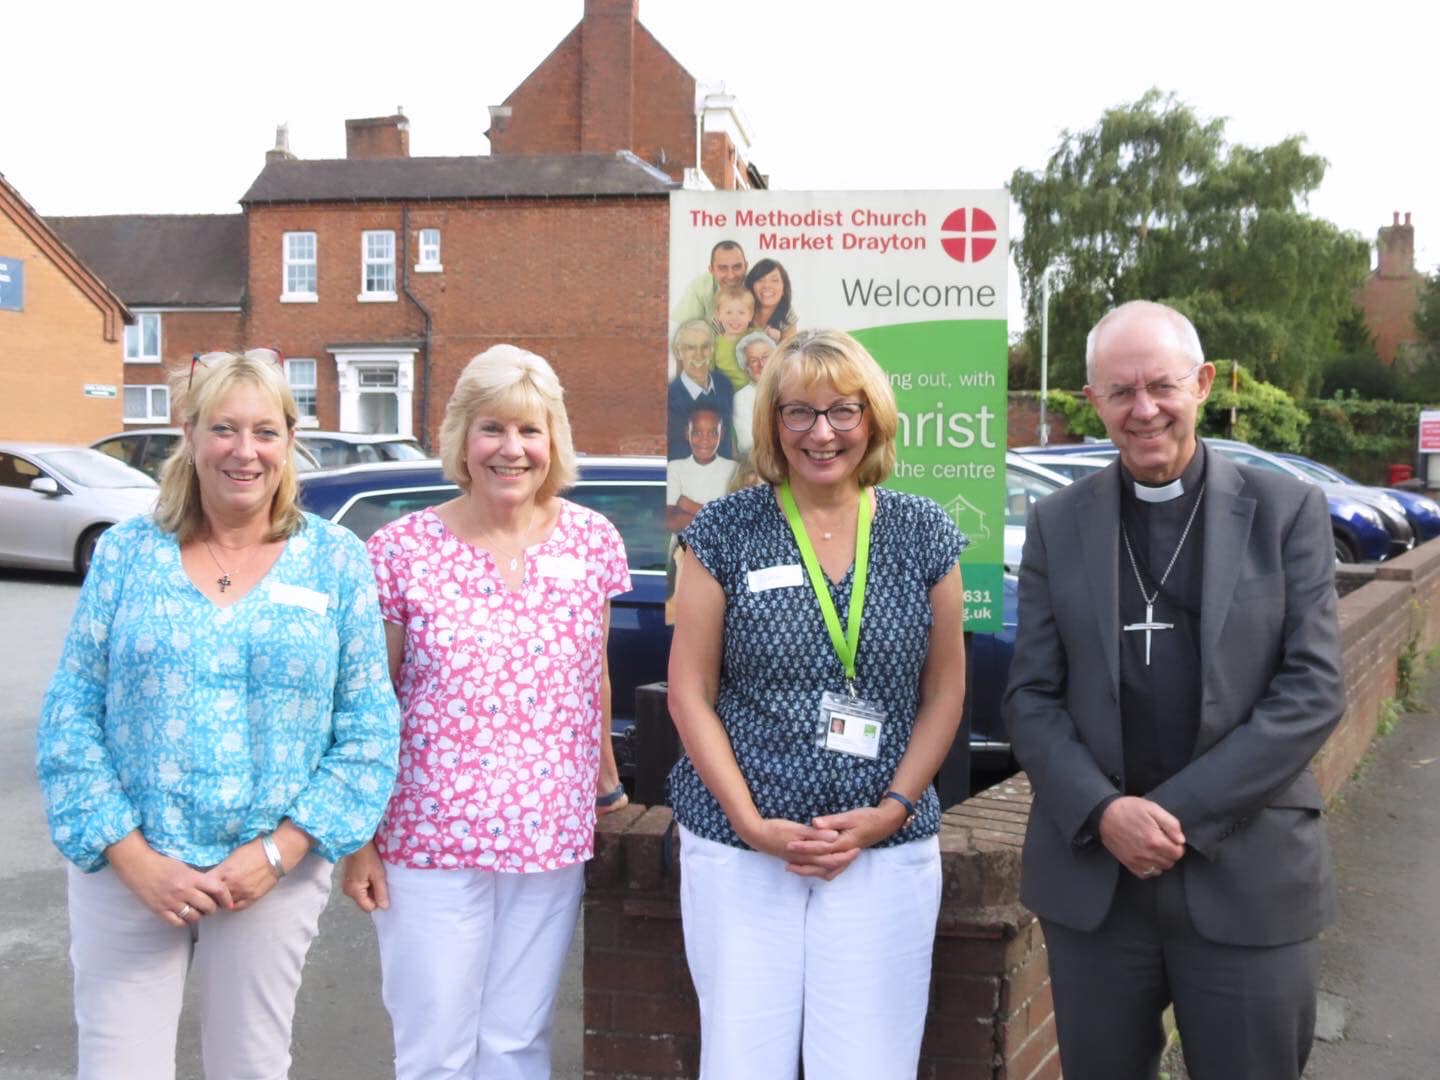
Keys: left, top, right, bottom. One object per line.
{"left": 6, "top": 0, "right": 1436, "bottom": 327}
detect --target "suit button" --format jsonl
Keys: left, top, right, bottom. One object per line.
{"left": 1108, "top": 773, "right": 1122, "bottom": 788}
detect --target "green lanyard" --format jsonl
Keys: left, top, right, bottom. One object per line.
{"left": 779, "top": 481, "right": 873, "bottom": 691}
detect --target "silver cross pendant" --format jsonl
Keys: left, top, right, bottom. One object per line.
{"left": 1122, "top": 601, "right": 1173, "bottom": 666}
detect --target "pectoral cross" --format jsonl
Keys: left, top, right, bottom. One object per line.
{"left": 1123, "top": 602, "right": 1173, "bottom": 666}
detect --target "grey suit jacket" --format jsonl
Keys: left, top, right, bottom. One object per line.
{"left": 1002, "top": 446, "right": 1345, "bottom": 947}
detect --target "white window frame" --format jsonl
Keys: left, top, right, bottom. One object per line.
{"left": 123, "top": 312, "right": 162, "bottom": 364}
{"left": 329, "top": 347, "right": 416, "bottom": 436}
{"left": 123, "top": 384, "right": 170, "bottom": 423}
{"left": 359, "top": 230, "right": 397, "bottom": 301}
{"left": 281, "top": 231, "right": 318, "bottom": 302}
{"left": 415, "top": 228, "right": 443, "bottom": 272}
{"left": 285, "top": 358, "right": 319, "bottom": 428}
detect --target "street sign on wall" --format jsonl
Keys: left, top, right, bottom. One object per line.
{"left": 1420, "top": 410, "right": 1440, "bottom": 453}
{"left": 668, "top": 191, "right": 1008, "bottom": 631}
{"left": 0, "top": 257, "right": 23, "bottom": 312}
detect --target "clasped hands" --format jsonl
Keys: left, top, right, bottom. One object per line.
{"left": 740, "top": 801, "right": 910, "bottom": 881}
{"left": 1099, "top": 796, "right": 1187, "bottom": 879}
{"left": 107, "top": 827, "right": 300, "bottom": 927}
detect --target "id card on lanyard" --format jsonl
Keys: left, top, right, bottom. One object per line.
{"left": 778, "top": 481, "right": 887, "bottom": 760}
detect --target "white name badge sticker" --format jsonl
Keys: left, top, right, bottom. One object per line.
{"left": 535, "top": 554, "right": 587, "bottom": 581}
{"left": 268, "top": 582, "right": 329, "bottom": 616}
{"left": 747, "top": 563, "right": 804, "bottom": 593}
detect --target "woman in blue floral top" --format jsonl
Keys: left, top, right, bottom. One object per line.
{"left": 667, "top": 330, "right": 968, "bottom": 1078}
{"left": 36, "top": 350, "right": 400, "bottom": 1080}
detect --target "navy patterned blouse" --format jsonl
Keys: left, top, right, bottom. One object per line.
{"left": 667, "top": 483, "right": 967, "bottom": 849}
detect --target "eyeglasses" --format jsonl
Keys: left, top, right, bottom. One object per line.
{"left": 1096, "top": 363, "right": 1202, "bottom": 409}
{"left": 776, "top": 401, "right": 867, "bottom": 433}
{"left": 189, "top": 348, "right": 285, "bottom": 390}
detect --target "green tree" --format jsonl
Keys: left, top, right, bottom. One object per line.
{"left": 1010, "top": 90, "right": 1371, "bottom": 396}
{"left": 1400, "top": 272, "right": 1440, "bottom": 403}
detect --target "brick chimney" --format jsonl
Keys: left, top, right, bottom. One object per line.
{"left": 580, "top": 0, "right": 636, "bottom": 153}
{"left": 1377, "top": 211, "right": 1415, "bottom": 279}
{"left": 345, "top": 112, "right": 410, "bottom": 160}
{"left": 266, "top": 123, "right": 296, "bottom": 164}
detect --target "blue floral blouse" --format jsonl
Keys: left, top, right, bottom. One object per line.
{"left": 36, "top": 513, "right": 401, "bottom": 872}
{"left": 668, "top": 484, "right": 967, "bottom": 849}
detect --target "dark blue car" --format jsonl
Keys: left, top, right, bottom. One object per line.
{"left": 1277, "top": 452, "right": 1440, "bottom": 544}
{"left": 299, "top": 456, "right": 1019, "bottom": 797}
{"left": 1015, "top": 440, "right": 1395, "bottom": 563}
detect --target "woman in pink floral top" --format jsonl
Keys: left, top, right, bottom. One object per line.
{"left": 341, "top": 345, "right": 632, "bottom": 1080}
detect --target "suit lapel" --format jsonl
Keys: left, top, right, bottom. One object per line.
{"left": 1078, "top": 462, "right": 1123, "bottom": 699}
{"left": 1199, "top": 449, "right": 1255, "bottom": 741}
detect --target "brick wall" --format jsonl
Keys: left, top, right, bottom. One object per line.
{"left": 582, "top": 540, "right": 1440, "bottom": 1078}
{"left": 119, "top": 309, "right": 245, "bottom": 421}
{"left": 0, "top": 209, "right": 124, "bottom": 441}
{"left": 585, "top": 781, "right": 1057, "bottom": 1079}
{"left": 243, "top": 198, "right": 669, "bottom": 452}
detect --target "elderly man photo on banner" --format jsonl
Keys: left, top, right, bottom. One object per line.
{"left": 1003, "top": 300, "right": 1345, "bottom": 1080}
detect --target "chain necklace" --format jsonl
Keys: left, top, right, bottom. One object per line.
{"left": 1120, "top": 483, "right": 1205, "bottom": 666}
{"left": 202, "top": 538, "right": 248, "bottom": 593}
{"left": 480, "top": 505, "right": 539, "bottom": 573}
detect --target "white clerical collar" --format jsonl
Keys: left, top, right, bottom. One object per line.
{"left": 1133, "top": 477, "right": 1185, "bottom": 503}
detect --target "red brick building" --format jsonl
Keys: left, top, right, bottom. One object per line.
{"left": 1355, "top": 211, "right": 1425, "bottom": 366}
{"left": 42, "top": 0, "right": 762, "bottom": 454}
{"left": 0, "top": 174, "right": 129, "bottom": 442}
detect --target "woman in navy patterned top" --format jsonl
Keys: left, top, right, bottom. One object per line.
{"left": 667, "top": 330, "right": 968, "bottom": 1078}
{"left": 36, "top": 351, "right": 399, "bottom": 1080}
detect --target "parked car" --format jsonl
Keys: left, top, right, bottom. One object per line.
{"left": 1016, "top": 439, "right": 1394, "bottom": 563}
{"left": 298, "top": 456, "right": 1022, "bottom": 793}
{"left": 1003, "top": 454, "right": 1070, "bottom": 571}
{"left": 1014, "top": 451, "right": 1114, "bottom": 483}
{"left": 0, "top": 442, "right": 157, "bottom": 575}
{"left": 1204, "top": 439, "right": 1413, "bottom": 561}
{"left": 296, "top": 431, "right": 427, "bottom": 468}
{"left": 92, "top": 427, "right": 322, "bottom": 479}
{"left": 1277, "top": 452, "right": 1440, "bottom": 544}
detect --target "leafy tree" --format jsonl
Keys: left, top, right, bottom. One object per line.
{"left": 1010, "top": 90, "right": 1371, "bottom": 396}
{"left": 1400, "top": 273, "right": 1440, "bottom": 403}
{"left": 1200, "top": 361, "right": 1308, "bottom": 450}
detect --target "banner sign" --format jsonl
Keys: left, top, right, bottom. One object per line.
{"left": 1420, "top": 410, "right": 1440, "bottom": 453}
{"left": 667, "top": 191, "right": 1008, "bottom": 631}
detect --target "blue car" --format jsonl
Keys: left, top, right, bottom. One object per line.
{"left": 1277, "top": 452, "right": 1440, "bottom": 544}
{"left": 299, "top": 457, "right": 1020, "bottom": 796}
{"left": 1015, "top": 440, "right": 1394, "bottom": 563}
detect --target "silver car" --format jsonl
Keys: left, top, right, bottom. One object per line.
{"left": 0, "top": 442, "right": 157, "bottom": 575}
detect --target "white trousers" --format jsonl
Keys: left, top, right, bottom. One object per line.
{"left": 679, "top": 826, "right": 942, "bottom": 1080}
{"left": 67, "top": 855, "right": 332, "bottom": 1080}
{"left": 373, "top": 861, "right": 586, "bottom": 1080}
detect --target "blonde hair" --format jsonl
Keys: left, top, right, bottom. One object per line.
{"left": 437, "top": 345, "right": 578, "bottom": 498}
{"left": 154, "top": 351, "right": 304, "bottom": 543}
{"left": 714, "top": 284, "right": 755, "bottom": 313}
{"left": 749, "top": 330, "right": 898, "bottom": 489}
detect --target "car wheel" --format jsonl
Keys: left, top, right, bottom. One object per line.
{"left": 77, "top": 525, "right": 109, "bottom": 577}
{"left": 1333, "top": 533, "right": 1358, "bottom": 564}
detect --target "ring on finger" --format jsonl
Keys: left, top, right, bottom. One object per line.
{"left": 176, "top": 902, "right": 193, "bottom": 919}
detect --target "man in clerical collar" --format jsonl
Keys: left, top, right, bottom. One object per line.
{"left": 1004, "top": 300, "right": 1345, "bottom": 1080}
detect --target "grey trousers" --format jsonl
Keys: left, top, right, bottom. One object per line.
{"left": 67, "top": 855, "right": 331, "bottom": 1080}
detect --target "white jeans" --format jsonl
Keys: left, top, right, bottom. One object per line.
{"left": 679, "top": 826, "right": 942, "bottom": 1080}
{"left": 373, "top": 861, "right": 586, "bottom": 1080}
{"left": 67, "top": 855, "right": 331, "bottom": 1080}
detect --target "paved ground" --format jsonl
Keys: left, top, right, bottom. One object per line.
{"left": 0, "top": 570, "right": 583, "bottom": 1080}
{"left": 5, "top": 566, "right": 1439, "bottom": 1078}
{"left": 1305, "top": 664, "right": 1440, "bottom": 1079}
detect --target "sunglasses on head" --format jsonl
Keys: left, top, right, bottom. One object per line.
{"left": 189, "top": 348, "right": 285, "bottom": 390}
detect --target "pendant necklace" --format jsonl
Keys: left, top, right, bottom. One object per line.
{"left": 485, "top": 506, "right": 538, "bottom": 574}
{"left": 203, "top": 539, "right": 242, "bottom": 593}
{"left": 1121, "top": 483, "right": 1205, "bottom": 666}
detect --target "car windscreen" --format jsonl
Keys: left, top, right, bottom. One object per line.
{"left": 39, "top": 449, "right": 157, "bottom": 489}
{"left": 374, "top": 440, "right": 427, "bottom": 461}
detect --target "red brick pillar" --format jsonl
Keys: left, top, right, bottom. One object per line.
{"left": 583, "top": 777, "right": 1059, "bottom": 1079}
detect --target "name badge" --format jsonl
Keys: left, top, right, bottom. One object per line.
{"left": 747, "top": 563, "right": 804, "bottom": 593}
{"left": 267, "top": 582, "right": 329, "bottom": 616}
{"left": 817, "top": 689, "right": 886, "bottom": 760}
{"left": 535, "top": 554, "right": 587, "bottom": 581}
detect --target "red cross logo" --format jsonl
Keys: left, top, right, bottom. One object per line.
{"left": 940, "top": 208, "right": 997, "bottom": 263}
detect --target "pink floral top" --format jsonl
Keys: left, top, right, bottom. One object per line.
{"left": 367, "top": 500, "right": 631, "bottom": 872}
